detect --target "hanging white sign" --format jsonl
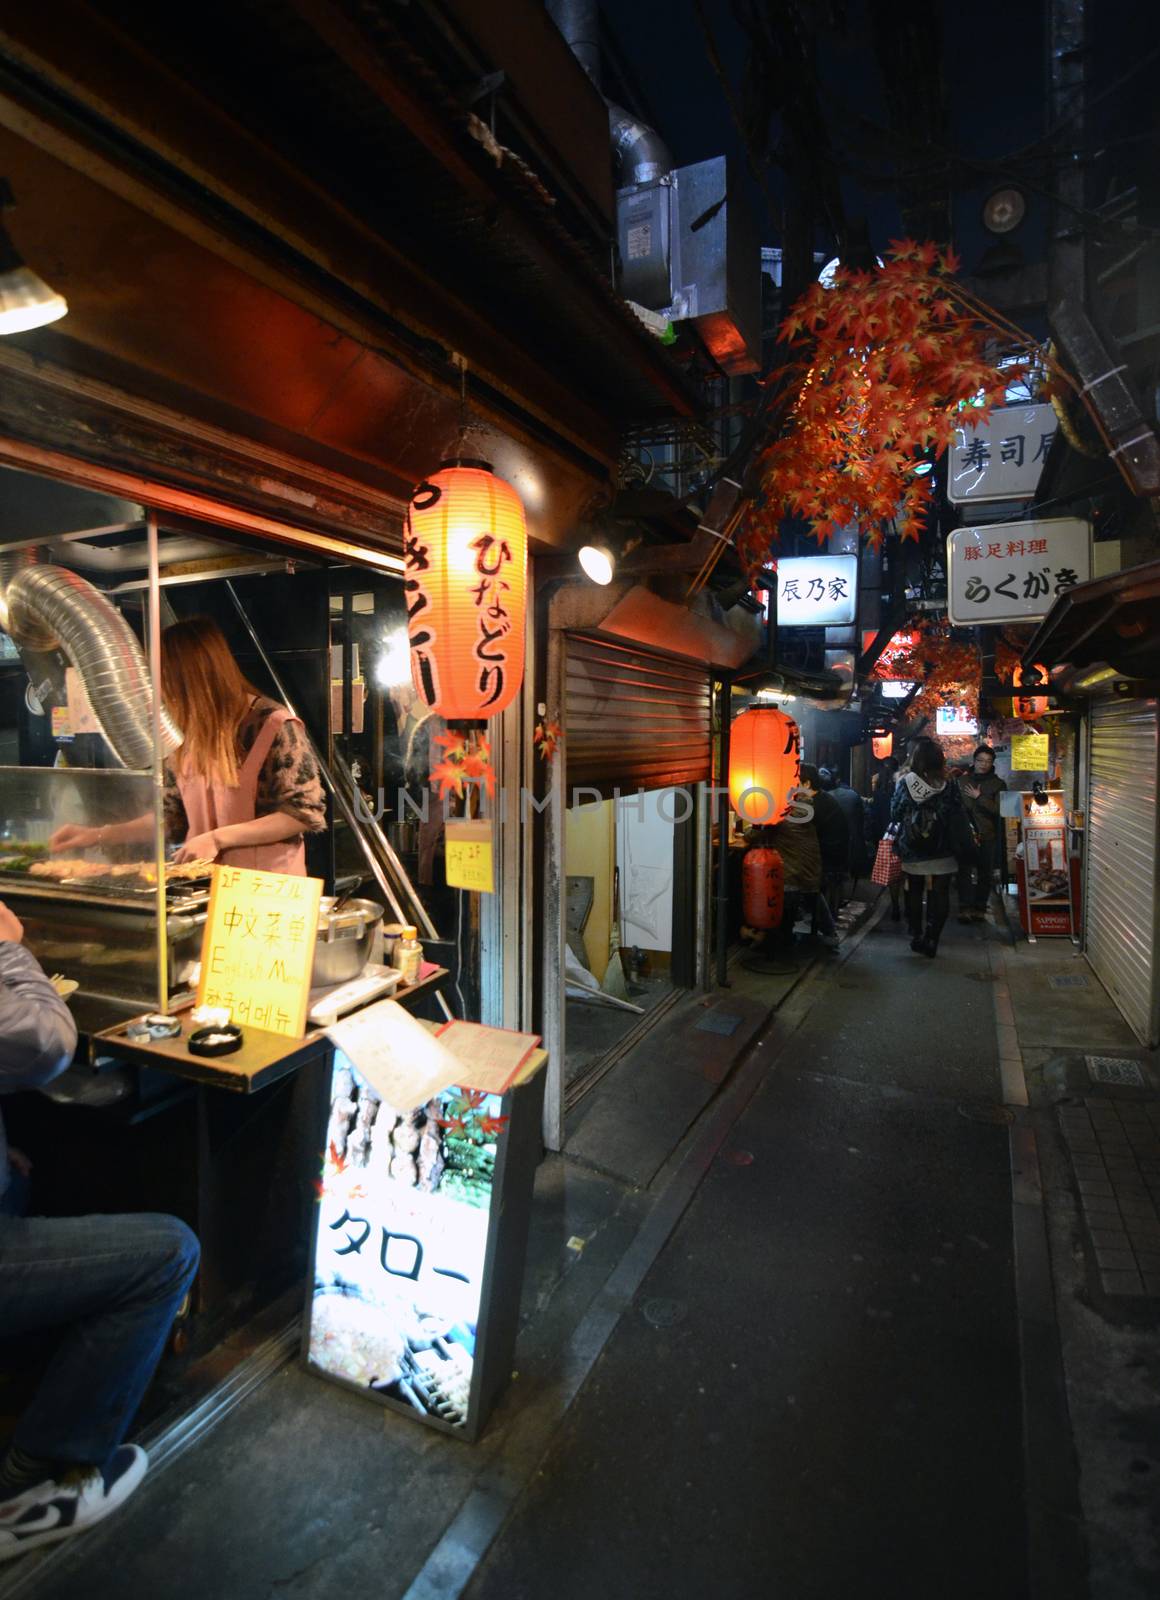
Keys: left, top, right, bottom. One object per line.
{"left": 947, "top": 517, "right": 1090, "bottom": 626}
{"left": 775, "top": 556, "right": 858, "bottom": 627}
{"left": 947, "top": 404, "right": 1057, "bottom": 504}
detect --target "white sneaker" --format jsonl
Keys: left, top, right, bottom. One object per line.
{"left": 0, "top": 1445, "right": 148, "bottom": 1561}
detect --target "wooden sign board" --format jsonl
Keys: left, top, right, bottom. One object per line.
{"left": 197, "top": 866, "right": 322, "bottom": 1038}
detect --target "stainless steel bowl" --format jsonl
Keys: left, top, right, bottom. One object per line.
{"left": 312, "top": 897, "right": 384, "bottom": 988}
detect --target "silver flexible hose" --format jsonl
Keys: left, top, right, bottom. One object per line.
{"left": 4, "top": 563, "right": 182, "bottom": 768}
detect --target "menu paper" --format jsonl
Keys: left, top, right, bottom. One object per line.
{"left": 196, "top": 866, "right": 323, "bottom": 1039}
{"left": 434, "top": 1019, "right": 542, "bottom": 1095}
{"left": 1010, "top": 732, "right": 1049, "bottom": 771}
{"left": 326, "top": 999, "right": 462, "bottom": 1109}
{"left": 444, "top": 818, "right": 494, "bottom": 893}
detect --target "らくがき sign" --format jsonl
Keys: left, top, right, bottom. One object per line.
{"left": 775, "top": 556, "right": 858, "bottom": 626}
{"left": 947, "top": 404, "right": 1056, "bottom": 504}
{"left": 947, "top": 517, "right": 1090, "bottom": 626}
{"left": 197, "top": 866, "right": 322, "bottom": 1037}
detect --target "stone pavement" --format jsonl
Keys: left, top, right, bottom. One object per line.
{"left": 1059, "top": 1099, "right": 1160, "bottom": 1303}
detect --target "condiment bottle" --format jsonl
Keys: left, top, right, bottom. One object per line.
{"left": 392, "top": 926, "right": 422, "bottom": 985}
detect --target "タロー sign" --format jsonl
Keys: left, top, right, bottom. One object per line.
{"left": 947, "top": 403, "right": 1056, "bottom": 504}
{"left": 946, "top": 517, "right": 1090, "bottom": 626}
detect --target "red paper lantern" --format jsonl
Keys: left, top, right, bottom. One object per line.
{"left": 728, "top": 706, "right": 801, "bottom": 824}
{"left": 405, "top": 461, "right": 528, "bottom": 721}
{"left": 1013, "top": 662, "right": 1048, "bottom": 722}
{"left": 872, "top": 733, "right": 893, "bottom": 760}
{"left": 742, "top": 847, "right": 784, "bottom": 929}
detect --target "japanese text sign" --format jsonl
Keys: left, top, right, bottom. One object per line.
{"left": 776, "top": 555, "right": 857, "bottom": 627}
{"left": 1010, "top": 732, "right": 1049, "bottom": 771}
{"left": 947, "top": 517, "right": 1090, "bottom": 626}
{"left": 197, "top": 866, "right": 322, "bottom": 1038}
{"left": 935, "top": 705, "right": 977, "bottom": 737}
{"left": 948, "top": 404, "right": 1056, "bottom": 504}
{"left": 444, "top": 818, "right": 494, "bottom": 893}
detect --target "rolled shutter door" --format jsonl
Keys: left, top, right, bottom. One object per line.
{"left": 1085, "top": 697, "right": 1160, "bottom": 1046}
{"left": 565, "top": 634, "right": 711, "bottom": 800}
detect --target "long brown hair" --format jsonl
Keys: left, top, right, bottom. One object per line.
{"left": 910, "top": 735, "right": 947, "bottom": 783}
{"left": 161, "top": 617, "right": 261, "bottom": 786}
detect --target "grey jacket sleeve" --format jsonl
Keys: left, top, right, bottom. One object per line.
{"left": 0, "top": 941, "right": 78, "bottom": 1090}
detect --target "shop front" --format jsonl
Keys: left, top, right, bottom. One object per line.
{"left": 1024, "top": 560, "right": 1160, "bottom": 1048}
{"left": 0, "top": 452, "right": 544, "bottom": 1448}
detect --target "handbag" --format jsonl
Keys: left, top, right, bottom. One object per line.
{"left": 871, "top": 833, "right": 902, "bottom": 886}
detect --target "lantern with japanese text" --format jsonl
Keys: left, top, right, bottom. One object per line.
{"left": 1013, "top": 662, "right": 1048, "bottom": 721}
{"left": 872, "top": 732, "right": 894, "bottom": 760}
{"left": 405, "top": 460, "right": 527, "bottom": 721}
{"left": 728, "top": 706, "right": 801, "bottom": 824}
{"left": 742, "top": 846, "right": 784, "bottom": 929}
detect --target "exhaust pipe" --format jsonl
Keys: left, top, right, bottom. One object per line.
{"left": 2, "top": 560, "right": 181, "bottom": 769}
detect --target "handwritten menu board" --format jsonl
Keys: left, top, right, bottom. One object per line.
{"left": 1010, "top": 732, "right": 1049, "bottom": 771}
{"left": 444, "top": 818, "right": 494, "bottom": 893}
{"left": 197, "top": 866, "right": 322, "bottom": 1038}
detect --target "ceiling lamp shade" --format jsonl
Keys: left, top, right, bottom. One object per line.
{"left": 0, "top": 184, "right": 67, "bottom": 335}
{"left": 872, "top": 732, "right": 893, "bottom": 760}
{"left": 405, "top": 460, "right": 527, "bottom": 721}
{"left": 728, "top": 705, "right": 801, "bottom": 825}
{"left": 1013, "top": 662, "right": 1048, "bottom": 721}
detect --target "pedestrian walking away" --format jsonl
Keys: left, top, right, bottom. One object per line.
{"left": 890, "top": 737, "right": 973, "bottom": 958}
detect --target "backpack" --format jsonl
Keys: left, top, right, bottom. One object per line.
{"left": 901, "top": 795, "right": 946, "bottom": 858}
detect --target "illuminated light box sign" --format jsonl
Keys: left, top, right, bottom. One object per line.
{"left": 936, "top": 705, "right": 978, "bottom": 737}
{"left": 946, "top": 517, "right": 1090, "bottom": 626}
{"left": 881, "top": 680, "right": 916, "bottom": 699}
{"left": 776, "top": 556, "right": 857, "bottom": 627}
{"left": 305, "top": 1023, "right": 547, "bottom": 1440}
{"left": 863, "top": 629, "right": 917, "bottom": 679}
{"left": 308, "top": 1057, "right": 498, "bottom": 1431}
{"left": 947, "top": 403, "right": 1056, "bottom": 504}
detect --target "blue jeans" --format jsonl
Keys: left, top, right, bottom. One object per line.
{"left": 0, "top": 1213, "right": 199, "bottom": 1468}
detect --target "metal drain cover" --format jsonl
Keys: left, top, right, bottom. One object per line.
{"left": 1049, "top": 974, "right": 1090, "bottom": 991}
{"left": 642, "top": 1297, "right": 688, "bottom": 1329}
{"left": 1086, "top": 1055, "right": 1147, "bottom": 1088}
{"left": 695, "top": 1011, "right": 742, "bottom": 1036}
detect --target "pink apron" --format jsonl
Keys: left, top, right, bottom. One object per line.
{"left": 177, "top": 702, "right": 307, "bottom": 876}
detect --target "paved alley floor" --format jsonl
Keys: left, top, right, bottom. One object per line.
{"left": 463, "top": 911, "right": 1025, "bottom": 1600}
{"left": 17, "top": 910, "right": 1034, "bottom": 1600}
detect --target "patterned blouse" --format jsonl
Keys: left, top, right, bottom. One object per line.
{"left": 164, "top": 697, "right": 327, "bottom": 841}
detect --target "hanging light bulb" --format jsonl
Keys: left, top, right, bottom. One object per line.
{"left": 578, "top": 543, "right": 615, "bottom": 584}
{"left": 0, "top": 182, "right": 67, "bottom": 336}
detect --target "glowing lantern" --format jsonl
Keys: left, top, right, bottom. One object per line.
{"left": 405, "top": 460, "right": 527, "bottom": 721}
{"left": 742, "top": 847, "right": 784, "bottom": 929}
{"left": 872, "top": 732, "right": 893, "bottom": 760}
{"left": 1013, "top": 662, "right": 1048, "bottom": 722}
{"left": 728, "top": 706, "right": 801, "bottom": 824}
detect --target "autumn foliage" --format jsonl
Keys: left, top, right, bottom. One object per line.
{"left": 736, "top": 241, "right": 1031, "bottom": 579}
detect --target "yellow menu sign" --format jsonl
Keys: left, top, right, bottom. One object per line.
{"left": 445, "top": 818, "right": 494, "bottom": 893}
{"left": 1010, "top": 732, "right": 1049, "bottom": 771}
{"left": 197, "top": 866, "right": 323, "bottom": 1038}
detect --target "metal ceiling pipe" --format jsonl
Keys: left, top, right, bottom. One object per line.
{"left": 547, "top": 0, "right": 672, "bottom": 186}
{"left": 2, "top": 560, "right": 182, "bottom": 768}
{"left": 608, "top": 104, "right": 672, "bottom": 188}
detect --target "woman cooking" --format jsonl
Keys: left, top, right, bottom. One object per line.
{"left": 50, "top": 617, "right": 325, "bottom": 872}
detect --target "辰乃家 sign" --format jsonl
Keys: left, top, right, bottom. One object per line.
{"left": 197, "top": 866, "right": 323, "bottom": 1038}
{"left": 775, "top": 555, "right": 858, "bottom": 627}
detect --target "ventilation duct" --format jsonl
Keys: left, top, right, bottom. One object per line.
{"left": 1, "top": 558, "right": 181, "bottom": 769}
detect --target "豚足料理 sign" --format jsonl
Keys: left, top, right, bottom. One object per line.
{"left": 947, "top": 517, "right": 1090, "bottom": 626}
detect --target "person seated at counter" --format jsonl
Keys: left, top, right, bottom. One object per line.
{"left": 51, "top": 616, "right": 326, "bottom": 873}
{"left": 0, "top": 898, "right": 200, "bottom": 1560}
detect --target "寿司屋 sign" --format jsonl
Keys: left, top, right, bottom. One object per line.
{"left": 947, "top": 517, "right": 1090, "bottom": 625}
{"left": 947, "top": 404, "right": 1057, "bottom": 504}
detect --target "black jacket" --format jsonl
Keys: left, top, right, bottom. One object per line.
{"left": 890, "top": 771, "right": 969, "bottom": 863}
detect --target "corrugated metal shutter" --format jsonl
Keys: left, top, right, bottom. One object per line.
{"left": 1085, "top": 697, "right": 1160, "bottom": 1047}
{"left": 565, "top": 634, "right": 712, "bottom": 800}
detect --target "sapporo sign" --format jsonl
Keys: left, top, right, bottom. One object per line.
{"left": 197, "top": 866, "right": 323, "bottom": 1037}
{"left": 947, "top": 403, "right": 1056, "bottom": 504}
{"left": 947, "top": 517, "right": 1090, "bottom": 626}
